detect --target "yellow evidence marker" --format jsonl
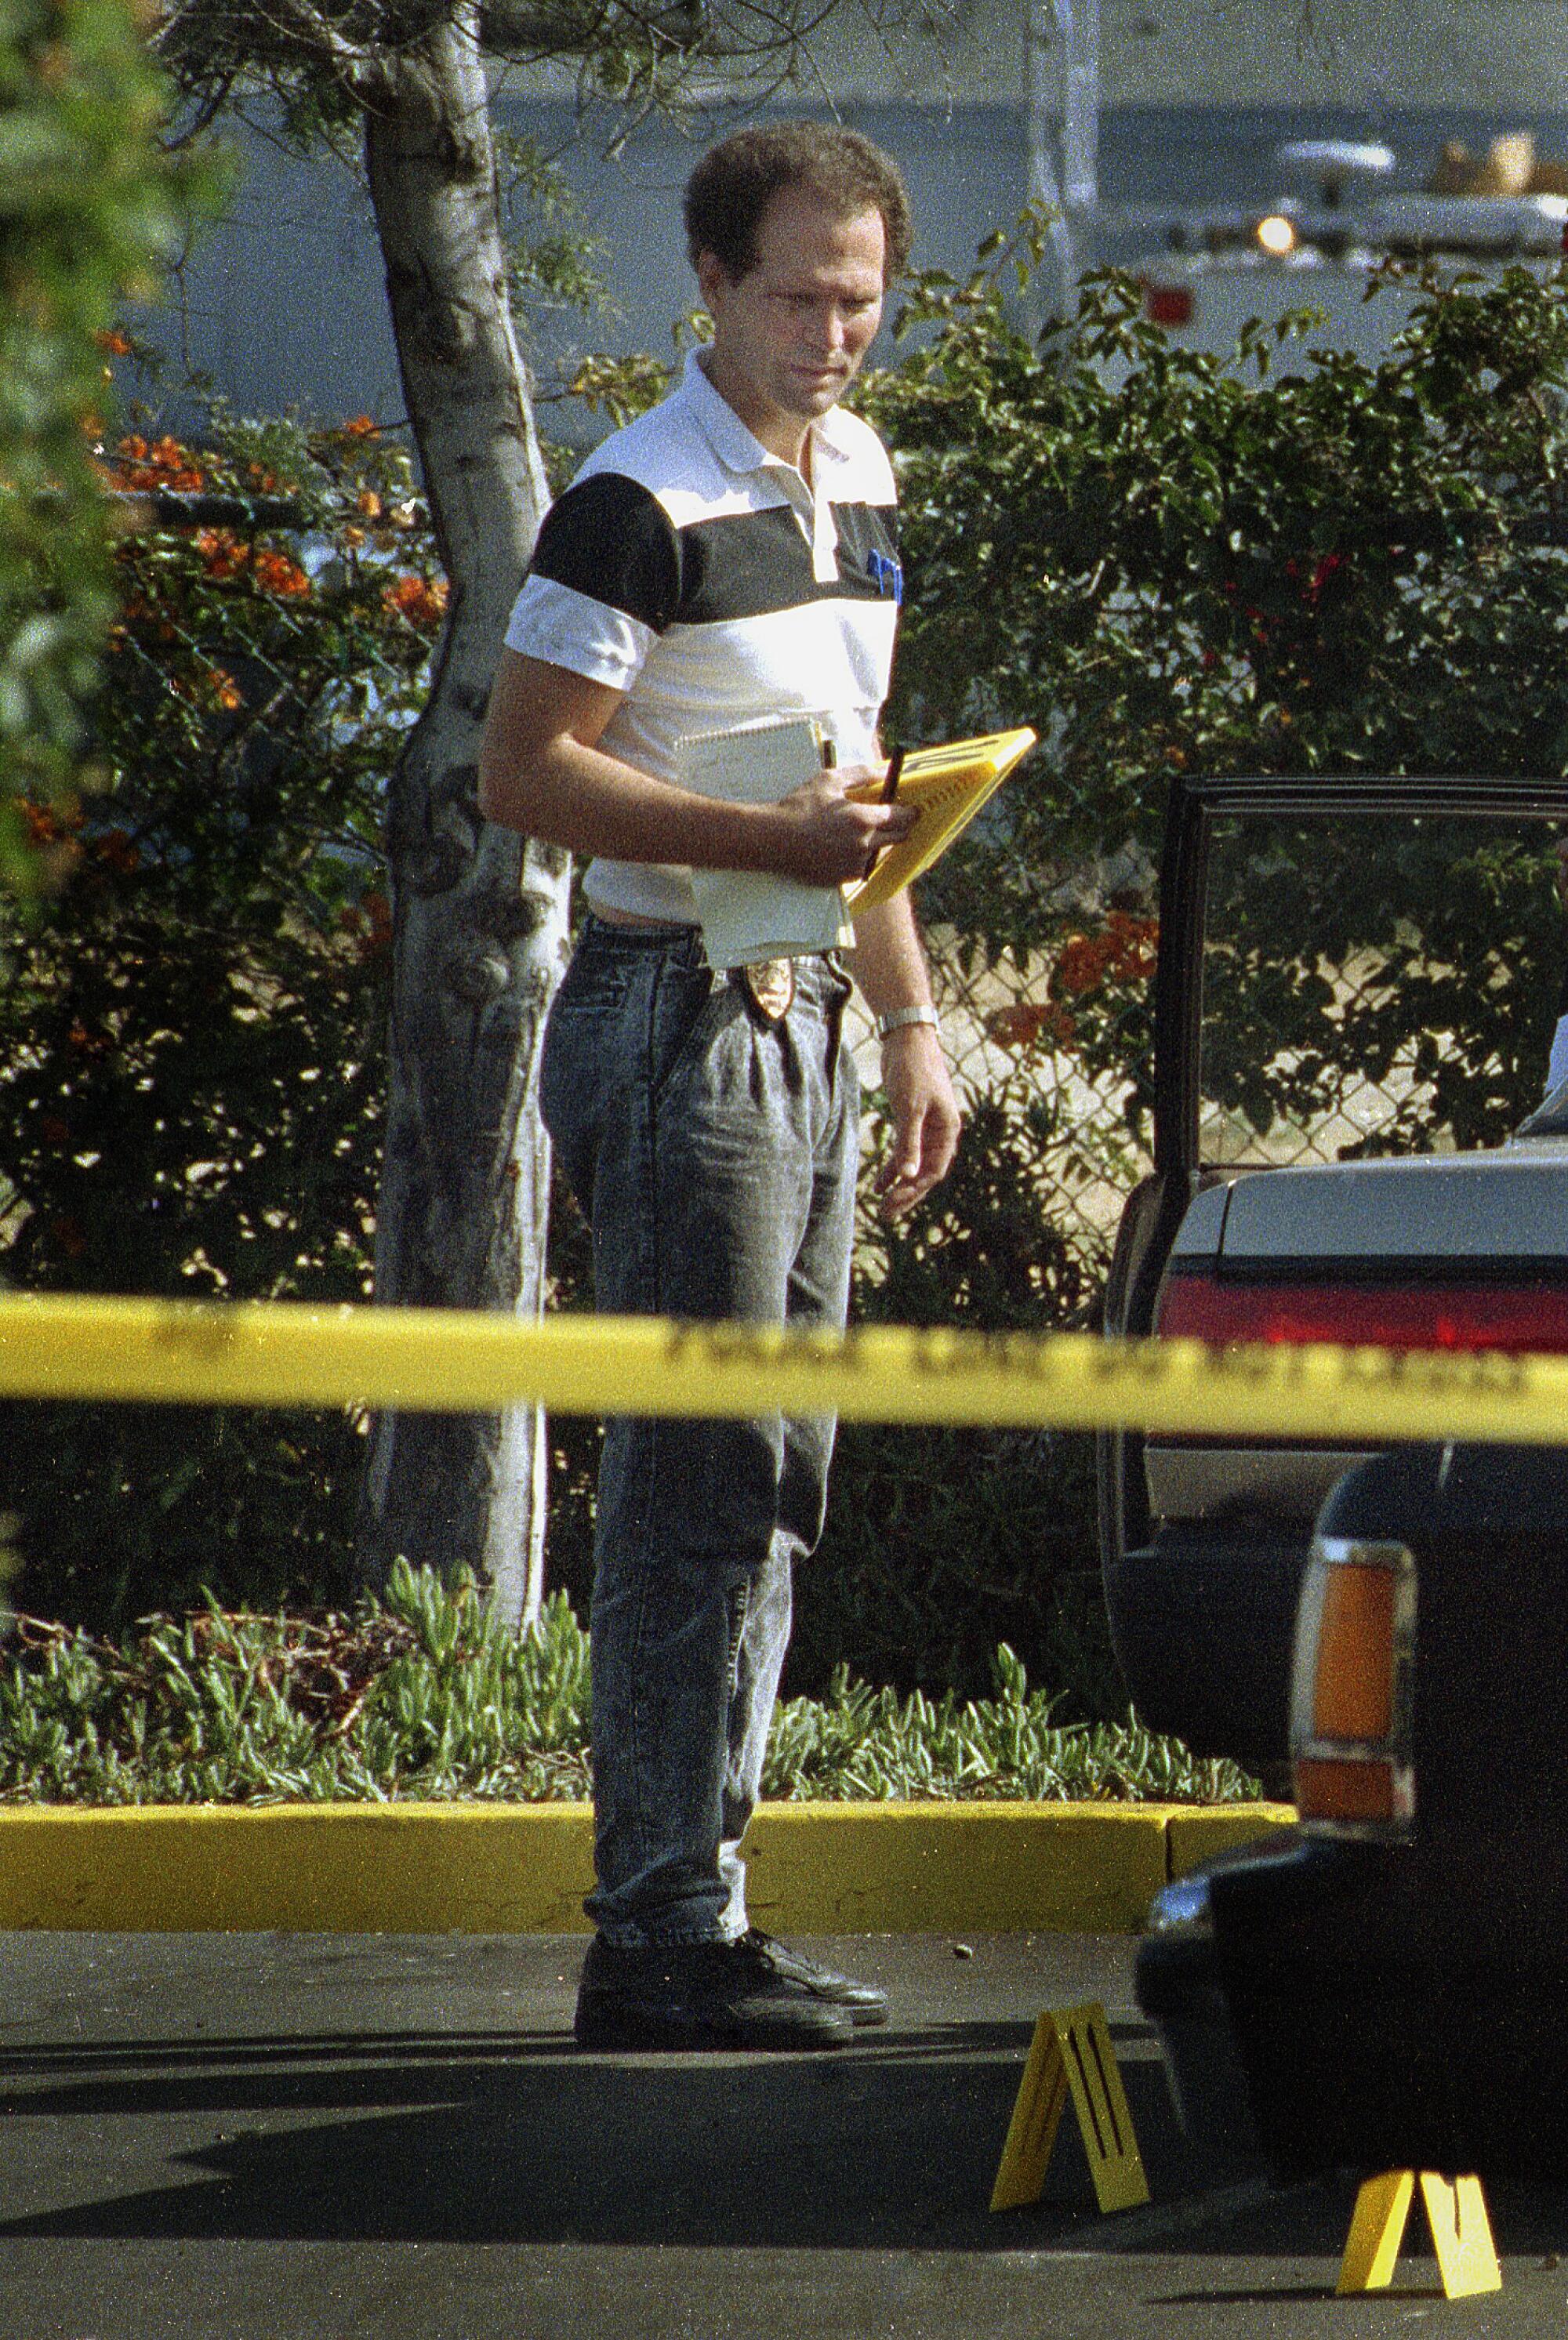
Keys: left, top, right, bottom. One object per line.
{"left": 1337, "top": 2170, "right": 1502, "bottom": 2299}
{"left": 989, "top": 2001, "right": 1150, "bottom": 2215}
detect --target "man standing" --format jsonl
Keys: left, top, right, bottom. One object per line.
{"left": 478, "top": 122, "right": 960, "bottom": 2050}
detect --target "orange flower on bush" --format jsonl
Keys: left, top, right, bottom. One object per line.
{"left": 1053, "top": 915, "right": 1159, "bottom": 998}
{"left": 111, "top": 433, "right": 205, "bottom": 494}
{"left": 1054, "top": 934, "right": 1113, "bottom": 995}
{"left": 341, "top": 889, "right": 394, "bottom": 960}
{"left": 383, "top": 573, "right": 448, "bottom": 630}
{"left": 252, "top": 549, "right": 311, "bottom": 599}
{"left": 20, "top": 799, "right": 84, "bottom": 846}
{"left": 985, "top": 1002, "right": 1077, "bottom": 1049}
{"left": 96, "top": 829, "right": 141, "bottom": 874}
{"left": 195, "top": 526, "right": 249, "bottom": 581}
{"left": 95, "top": 328, "right": 133, "bottom": 357}
{"left": 1104, "top": 909, "right": 1159, "bottom": 980}
{"left": 206, "top": 669, "right": 243, "bottom": 712}
{"left": 342, "top": 415, "right": 380, "bottom": 439}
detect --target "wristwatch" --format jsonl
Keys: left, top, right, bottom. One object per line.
{"left": 874, "top": 1006, "right": 941, "bottom": 1041}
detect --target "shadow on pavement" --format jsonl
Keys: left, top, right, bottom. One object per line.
{"left": 0, "top": 2019, "right": 1197, "bottom": 2251}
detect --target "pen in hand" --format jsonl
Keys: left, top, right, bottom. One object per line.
{"left": 880, "top": 746, "right": 906, "bottom": 805}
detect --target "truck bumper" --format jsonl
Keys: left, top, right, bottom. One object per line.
{"left": 1142, "top": 1838, "right": 1568, "bottom": 2181}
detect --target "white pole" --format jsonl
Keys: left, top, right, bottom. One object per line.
{"left": 1025, "top": 0, "right": 1098, "bottom": 325}
{"left": 1062, "top": 0, "right": 1099, "bottom": 215}
{"left": 1025, "top": 0, "right": 1074, "bottom": 321}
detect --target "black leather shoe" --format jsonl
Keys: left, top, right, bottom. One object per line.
{"left": 735, "top": 1929, "right": 889, "bottom": 2026}
{"left": 574, "top": 1936, "right": 855, "bottom": 2051}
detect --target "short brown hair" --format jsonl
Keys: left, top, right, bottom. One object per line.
{"left": 684, "top": 122, "right": 912, "bottom": 287}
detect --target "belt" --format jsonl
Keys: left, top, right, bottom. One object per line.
{"left": 581, "top": 916, "right": 833, "bottom": 1021}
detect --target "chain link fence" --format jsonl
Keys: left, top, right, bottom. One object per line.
{"left": 843, "top": 933, "right": 1148, "bottom": 1283}
{"left": 843, "top": 793, "right": 1568, "bottom": 1313}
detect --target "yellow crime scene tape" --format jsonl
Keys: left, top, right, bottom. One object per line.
{"left": 2, "top": 1293, "right": 1568, "bottom": 1446}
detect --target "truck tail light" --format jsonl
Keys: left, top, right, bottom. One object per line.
{"left": 1156, "top": 1269, "right": 1568, "bottom": 1355}
{"left": 1290, "top": 1534, "right": 1415, "bottom": 1836}
{"left": 1143, "top": 281, "right": 1194, "bottom": 327}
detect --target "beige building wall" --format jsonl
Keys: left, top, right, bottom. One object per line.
{"left": 802, "top": 0, "right": 1568, "bottom": 112}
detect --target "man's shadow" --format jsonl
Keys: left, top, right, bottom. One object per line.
{"left": 0, "top": 2019, "right": 1196, "bottom": 2250}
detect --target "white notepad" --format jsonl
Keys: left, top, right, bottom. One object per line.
{"left": 677, "top": 717, "right": 853, "bottom": 969}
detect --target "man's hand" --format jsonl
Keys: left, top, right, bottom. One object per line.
{"left": 767, "top": 764, "right": 916, "bottom": 886}
{"left": 480, "top": 666, "right": 917, "bottom": 884}
{"left": 874, "top": 1024, "right": 961, "bottom": 1218}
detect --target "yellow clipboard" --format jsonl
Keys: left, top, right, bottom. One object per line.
{"left": 844, "top": 726, "right": 1037, "bottom": 912}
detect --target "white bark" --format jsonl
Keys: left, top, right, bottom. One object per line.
{"left": 357, "top": 7, "right": 569, "bottom": 1628}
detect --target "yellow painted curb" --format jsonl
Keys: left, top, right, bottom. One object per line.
{"left": 0, "top": 1801, "right": 1295, "bottom": 1936}
{"left": 0, "top": 1805, "right": 597, "bottom": 1935}
{"left": 1167, "top": 1804, "right": 1297, "bottom": 1878}
{"left": 745, "top": 1803, "right": 1171, "bottom": 1935}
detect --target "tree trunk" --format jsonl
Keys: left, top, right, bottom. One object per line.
{"left": 358, "top": 9, "right": 568, "bottom": 1628}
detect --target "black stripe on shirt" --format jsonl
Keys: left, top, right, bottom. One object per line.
{"left": 528, "top": 472, "right": 901, "bottom": 633}
{"left": 529, "top": 473, "right": 683, "bottom": 632}
{"left": 677, "top": 502, "right": 900, "bottom": 626}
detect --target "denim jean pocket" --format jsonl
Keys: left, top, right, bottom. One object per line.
{"left": 540, "top": 951, "right": 641, "bottom": 1196}
{"left": 648, "top": 963, "right": 724, "bottom": 1103}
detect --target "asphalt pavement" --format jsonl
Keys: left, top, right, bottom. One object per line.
{"left": 0, "top": 1929, "right": 1560, "bottom": 2338}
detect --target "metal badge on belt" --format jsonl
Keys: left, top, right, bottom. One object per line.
{"left": 740, "top": 959, "right": 795, "bottom": 1021}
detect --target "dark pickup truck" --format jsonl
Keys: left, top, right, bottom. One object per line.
{"left": 1099, "top": 771, "right": 1568, "bottom": 1766}
{"left": 1111, "top": 771, "right": 1568, "bottom": 2179}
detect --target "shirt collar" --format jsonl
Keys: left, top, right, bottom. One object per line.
{"left": 680, "top": 347, "right": 854, "bottom": 487}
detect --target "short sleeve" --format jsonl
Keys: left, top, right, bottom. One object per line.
{"left": 503, "top": 473, "right": 682, "bottom": 693}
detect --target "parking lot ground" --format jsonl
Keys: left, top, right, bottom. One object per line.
{"left": 0, "top": 1932, "right": 1560, "bottom": 2338}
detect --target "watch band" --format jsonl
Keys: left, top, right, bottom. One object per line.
{"left": 874, "top": 1005, "right": 941, "bottom": 1041}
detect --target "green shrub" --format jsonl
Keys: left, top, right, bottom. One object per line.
{"left": 0, "top": 1562, "right": 1256, "bottom": 1804}
{"left": 0, "top": 0, "right": 189, "bottom": 893}
{"left": 0, "top": 408, "right": 435, "bottom": 1620}
{"left": 795, "top": 1068, "right": 1113, "bottom": 1703}
{"left": 861, "top": 247, "right": 1568, "bottom": 931}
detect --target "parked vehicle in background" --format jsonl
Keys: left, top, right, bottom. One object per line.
{"left": 1128, "top": 137, "right": 1568, "bottom": 365}
{"left": 1098, "top": 773, "right": 1568, "bottom": 1764}
{"left": 1126, "top": 773, "right": 1568, "bottom": 2177}
{"left": 1140, "top": 1436, "right": 1568, "bottom": 2180}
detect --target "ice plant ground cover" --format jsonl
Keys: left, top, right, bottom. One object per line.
{"left": 0, "top": 1562, "right": 1258, "bottom": 1808}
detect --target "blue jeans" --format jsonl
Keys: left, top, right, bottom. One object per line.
{"left": 540, "top": 919, "right": 859, "bottom": 1946}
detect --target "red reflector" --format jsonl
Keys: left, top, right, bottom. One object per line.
{"left": 1294, "top": 1755, "right": 1396, "bottom": 1824}
{"left": 1143, "top": 283, "right": 1194, "bottom": 328}
{"left": 1156, "top": 1272, "right": 1568, "bottom": 1353}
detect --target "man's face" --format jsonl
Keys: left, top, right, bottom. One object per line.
{"left": 699, "top": 184, "right": 886, "bottom": 443}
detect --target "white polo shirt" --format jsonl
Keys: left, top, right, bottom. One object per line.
{"left": 503, "top": 347, "right": 902, "bottom": 924}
